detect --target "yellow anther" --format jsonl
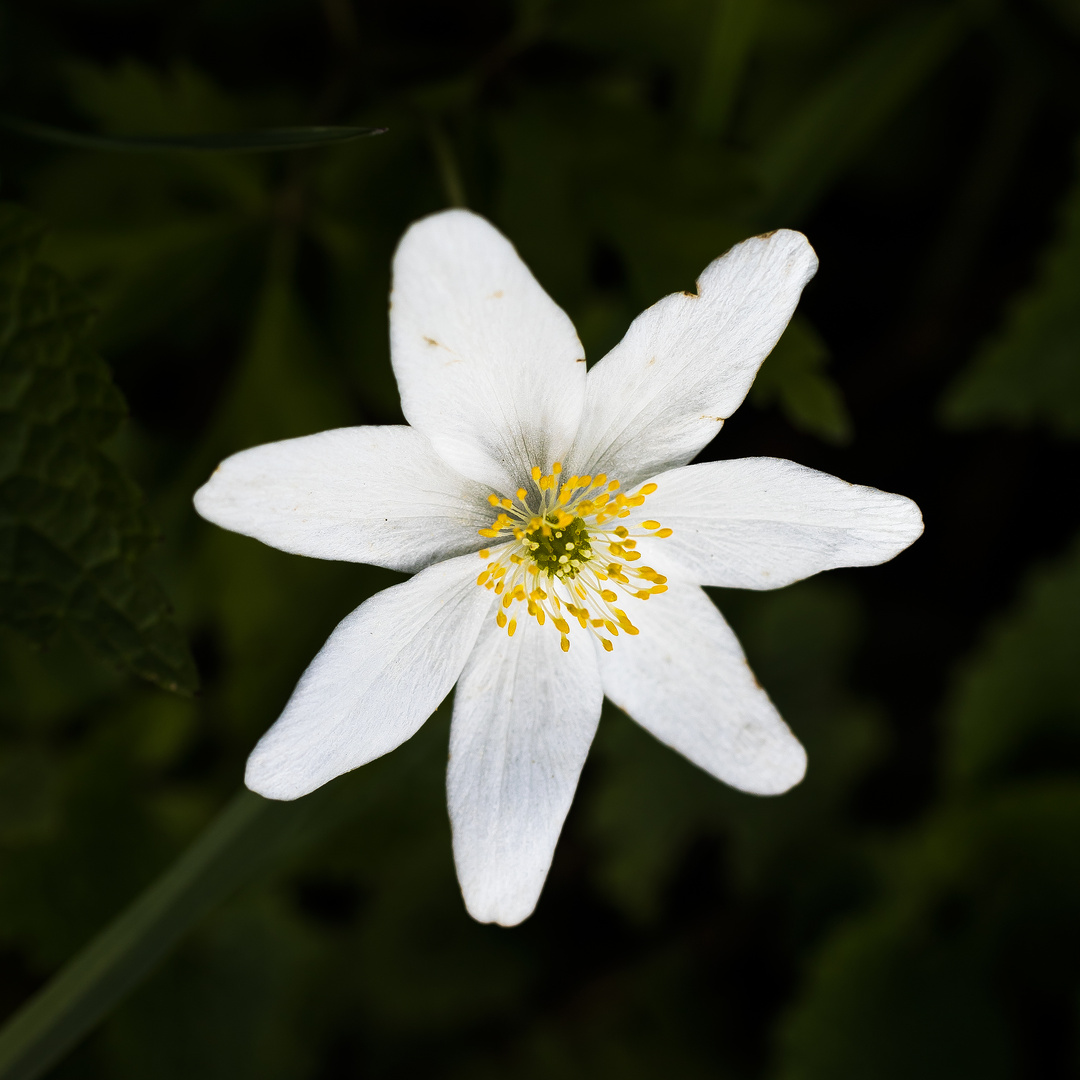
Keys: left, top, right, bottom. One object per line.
{"left": 478, "top": 548, "right": 490, "bottom": 559}
{"left": 473, "top": 462, "right": 671, "bottom": 653}
{"left": 656, "top": 528, "right": 673, "bottom": 538}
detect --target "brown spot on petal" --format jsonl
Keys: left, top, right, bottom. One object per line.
{"left": 423, "top": 336, "right": 438, "bottom": 346}
{"left": 489, "top": 290, "right": 504, "bottom": 299}
{"left": 755, "top": 229, "right": 779, "bottom": 240}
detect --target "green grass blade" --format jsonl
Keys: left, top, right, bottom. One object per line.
{"left": 0, "top": 115, "right": 387, "bottom": 153}
{"left": 0, "top": 727, "right": 429, "bottom": 1080}
{"left": 756, "top": 6, "right": 965, "bottom": 220}
{"left": 0, "top": 792, "right": 298, "bottom": 1080}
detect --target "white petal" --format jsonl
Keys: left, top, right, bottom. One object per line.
{"left": 634, "top": 458, "right": 924, "bottom": 590}
{"left": 448, "top": 611, "right": 603, "bottom": 925}
{"left": 194, "top": 426, "right": 492, "bottom": 573}
{"left": 568, "top": 230, "right": 818, "bottom": 486}
{"left": 598, "top": 582, "right": 805, "bottom": 795}
{"left": 246, "top": 551, "right": 495, "bottom": 800}
{"left": 390, "top": 209, "right": 586, "bottom": 494}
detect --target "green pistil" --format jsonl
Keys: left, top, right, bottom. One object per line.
{"left": 529, "top": 516, "right": 593, "bottom": 579}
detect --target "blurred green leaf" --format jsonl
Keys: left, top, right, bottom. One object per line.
{"left": 750, "top": 314, "right": 853, "bottom": 444}
{"left": 777, "top": 782, "right": 1080, "bottom": 1080}
{"left": 0, "top": 204, "right": 196, "bottom": 693}
{"left": 0, "top": 715, "right": 441, "bottom": 1080}
{"left": 587, "top": 581, "right": 883, "bottom": 920}
{"left": 943, "top": 534, "right": 1080, "bottom": 791}
{"left": 0, "top": 792, "right": 289, "bottom": 1080}
{"left": 758, "top": 6, "right": 965, "bottom": 220}
{"left": 940, "top": 140, "right": 1080, "bottom": 438}
{"left": 0, "top": 115, "right": 386, "bottom": 154}
{"left": 694, "top": 0, "right": 764, "bottom": 137}
{"left": 0, "top": 748, "right": 60, "bottom": 846}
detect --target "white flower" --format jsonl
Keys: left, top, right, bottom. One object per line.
{"left": 194, "top": 209, "right": 922, "bottom": 926}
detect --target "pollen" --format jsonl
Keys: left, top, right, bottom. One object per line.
{"left": 473, "top": 461, "right": 672, "bottom": 652}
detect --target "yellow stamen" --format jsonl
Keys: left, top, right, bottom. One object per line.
{"left": 472, "top": 460, "right": 671, "bottom": 653}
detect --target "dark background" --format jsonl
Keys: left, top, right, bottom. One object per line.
{"left": 1, "top": 0, "right": 1080, "bottom": 1076}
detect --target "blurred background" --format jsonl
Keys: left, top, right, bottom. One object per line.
{"left": 1, "top": 0, "right": 1079, "bottom": 1076}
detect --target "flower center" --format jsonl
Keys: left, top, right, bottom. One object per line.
{"left": 474, "top": 462, "right": 672, "bottom": 653}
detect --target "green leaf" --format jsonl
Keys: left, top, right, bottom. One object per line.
{"left": 0, "top": 115, "right": 386, "bottom": 154}
{"left": 694, "top": 0, "right": 764, "bottom": 137}
{"left": 940, "top": 141, "right": 1080, "bottom": 438}
{"left": 0, "top": 791, "right": 290, "bottom": 1080}
{"left": 943, "top": 534, "right": 1080, "bottom": 791}
{"left": 757, "top": 6, "right": 965, "bottom": 220}
{"left": 0, "top": 715, "right": 439, "bottom": 1080}
{"left": 750, "top": 314, "right": 853, "bottom": 444}
{"left": 586, "top": 581, "right": 883, "bottom": 920}
{"left": 777, "top": 783, "right": 1080, "bottom": 1080}
{"left": 0, "top": 203, "right": 197, "bottom": 693}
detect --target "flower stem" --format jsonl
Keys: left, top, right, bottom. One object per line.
{"left": 427, "top": 119, "right": 467, "bottom": 208}
{"left": 0, "top": 791, "right": 306, "bottom": 1080}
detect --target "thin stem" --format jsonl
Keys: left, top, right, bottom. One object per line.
{"left": 427, "top": 119, "right": 468, "bottom": 208}
{"left": 0, "top": 792, "right": 302, "bottom": 1080}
